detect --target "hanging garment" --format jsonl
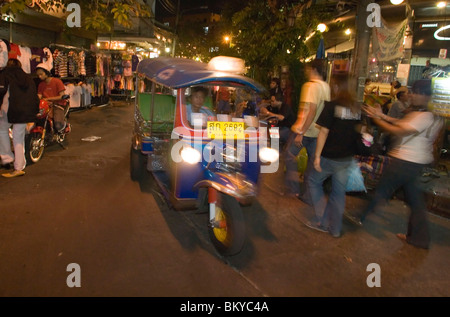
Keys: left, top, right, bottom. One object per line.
{"left": 78, "top": 51, "right": 86, "bottom": 76}
{"left": 30, "top": 47, "right": 46, "bottom": 73}
{"left": 84, "top": 53, "right": 96, "bottom": 77}
{"left": 54, "top": 50, "right": 68, "bottom": 78}
{"left": 123, "top": 60, "right": 132, "bottom": 77}
{"left": 42, "top": 47, "right": 54, "bottom": 70}
{"left": 17, "top": 46, "right": 31, "bottom": 73}
{"left": 8, "top": 43, "right": 21, "bottom": 59}
{"left": 82, "top": 83, "right": 92, "bottom": 105}
{"left": 96, "top": 54, "right": 103, "bottom": 76}
{"left": 131, "top": 55, "right": 139, "bottom": 72}
{"left": 0, "top": 40, "right": 8, "bottom": 69}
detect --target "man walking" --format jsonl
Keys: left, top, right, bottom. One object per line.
{"left": 284, "top": 59, "right": 330, "bottom": 203}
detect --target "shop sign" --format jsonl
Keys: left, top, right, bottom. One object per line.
{"left": 439, "top": 49, "right": 447, "bottom": 59}
{"left": 430, "top": 78, "right": 450, "bottom": 118}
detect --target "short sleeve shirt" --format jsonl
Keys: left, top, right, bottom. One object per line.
{"left": 186, "top": 104, "right": 215, "bottom": 125}
{"left": 316, "top": 100, "right": 361, "bottom": 159}
{"left": 389, "top": 111, "right": 443, "bottom": 164}
{"left": 299, "top": 79, "right": 330, "bottom": 137}
{"left": 38, "top": 78, "right": 66, "bottom": 105}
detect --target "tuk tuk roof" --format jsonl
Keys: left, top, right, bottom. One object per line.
{"left": 136, "top": 57, "right": 266, "bottom": 93}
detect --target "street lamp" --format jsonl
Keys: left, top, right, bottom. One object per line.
{"left": 317, "top": 23, "right": 327, "bottom": 33}
{"left": 224, "top": 35, "right": 231, "bottom": 47}
{"left": 345, "top": 28, "right": 352, "bottom": 41}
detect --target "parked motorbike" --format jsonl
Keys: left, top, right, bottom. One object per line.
{"left": 25, "top": 95, "right": 71, "bottom": 163}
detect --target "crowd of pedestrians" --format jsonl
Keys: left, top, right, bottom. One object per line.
{"left": 267, "top": 59, "right": 444, "bottom": 250}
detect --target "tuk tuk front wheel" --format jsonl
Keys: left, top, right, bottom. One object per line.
{"left": 208, "top": 192, "right": 245, "bottom": 256}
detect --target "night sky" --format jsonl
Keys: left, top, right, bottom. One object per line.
{"left": 155, "top": 0, "right": 223, "bottom": 18}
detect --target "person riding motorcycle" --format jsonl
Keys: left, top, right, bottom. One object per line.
{"left": 35, "top": 63, "right": 69, "bottom": 133}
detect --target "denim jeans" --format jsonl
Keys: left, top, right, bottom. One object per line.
{"left": 0, "top": 114, "right": 26, "bottom": 171}
{"left": 307, "top": 156, "right": 353, "bottom": 237}
{"left": 360, "top": 157, "right": 430, "bottom": 248}
{"left": 284, "top": 134, "right": 317, "bottom": 197}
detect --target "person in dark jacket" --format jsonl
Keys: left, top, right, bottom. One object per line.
{"left": 0, "top": 58, "right": 39, "bottom": 177}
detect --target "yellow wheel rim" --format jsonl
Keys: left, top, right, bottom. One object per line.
{"left": 213, "top": 206, "right": 229, "bottom": 244}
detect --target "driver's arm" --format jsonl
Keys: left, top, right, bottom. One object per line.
{"left": 260, "top": 106, "right": 284, "bottom": 121}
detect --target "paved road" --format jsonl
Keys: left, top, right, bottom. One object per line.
{"left": 0, "top": 101, "right": 448, "bottom": 304}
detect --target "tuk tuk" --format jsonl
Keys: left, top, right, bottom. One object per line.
{"left": 130, "top": 56, "right": 279, "bottom": 256}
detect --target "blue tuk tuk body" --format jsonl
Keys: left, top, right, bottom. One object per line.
{"left": 131, "top": 57, "right": 278, "bottom": 255}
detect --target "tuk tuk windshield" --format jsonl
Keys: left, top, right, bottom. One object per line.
{"left": 181, "top": 84, "right": 263, "bottom": 129}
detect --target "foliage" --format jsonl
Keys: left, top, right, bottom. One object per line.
{"left": 174, "top": 10, "right": 239, "bottom": 63}
{"left": 0, "top": 0, "right": 151, "bottom": 32}
{"left": 175, "top": 18, "right": 213, "bottom": 62}
{"left": 231, "top": 0, "right": 330, "bottom": 86}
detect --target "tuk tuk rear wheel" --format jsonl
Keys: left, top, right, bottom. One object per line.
{"left": 208, "top": 192, "right": 245, "bottom": 256}
{"left": 130, "top": 145, "right": 145, "bottom": 181}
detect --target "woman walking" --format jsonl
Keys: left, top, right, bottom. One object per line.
{"left": 303, "top": 74, "right": 362, "bottom": 238}
{"left": 351, "top": 79, "right": 444, "bottom": 249}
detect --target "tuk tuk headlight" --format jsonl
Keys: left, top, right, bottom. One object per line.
{"left": 259, "top": 147, "right": 279, "bottom": 163}
{"left": 180, "top": 146, "right": 201, "bottom": 164}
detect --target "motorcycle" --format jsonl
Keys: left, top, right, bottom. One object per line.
{"left": 130, "top": 57, "right": 280, "bottom": 256}
{"left": 25, "top": 94, "right": 71, "bottom": 163}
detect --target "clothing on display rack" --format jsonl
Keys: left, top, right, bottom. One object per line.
{"left": 1, "top": 40, "right": 140, "bottom": 105}
{"left": 64, "top": 82, "right": 83, "bottom": 108}
{"left": 0, "top": 39, "right": 8, "bottom": 69}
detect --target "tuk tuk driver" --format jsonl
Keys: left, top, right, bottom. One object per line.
{"left": 186, "top": 86, "right": 215, "bottom": 126}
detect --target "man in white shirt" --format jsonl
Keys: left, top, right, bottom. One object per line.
{"left": 284, "top": 59, "right": 331, "bottom": 203}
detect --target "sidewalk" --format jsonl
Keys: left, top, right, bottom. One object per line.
{"left": 421, "top": 158, "right": 450, "bottom": 219}
{"left": 270, "top": 153, "right": 450, "bottom": 220}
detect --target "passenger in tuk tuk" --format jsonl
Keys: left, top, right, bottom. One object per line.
{"left": 216, "top": 86, "right": 231, "bottom": 114}
{"left": 233, "top": 87, "right": 257, "bottom": 118}
{"left": 186, "top": 86, "right": 215, "bottom": 126}
{"left": 260, "top": 92, "right": 295, "bottom": 146}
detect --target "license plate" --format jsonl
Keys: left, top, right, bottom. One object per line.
{"left": 207, "top": 121, "right": 245, "bottom": 140}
